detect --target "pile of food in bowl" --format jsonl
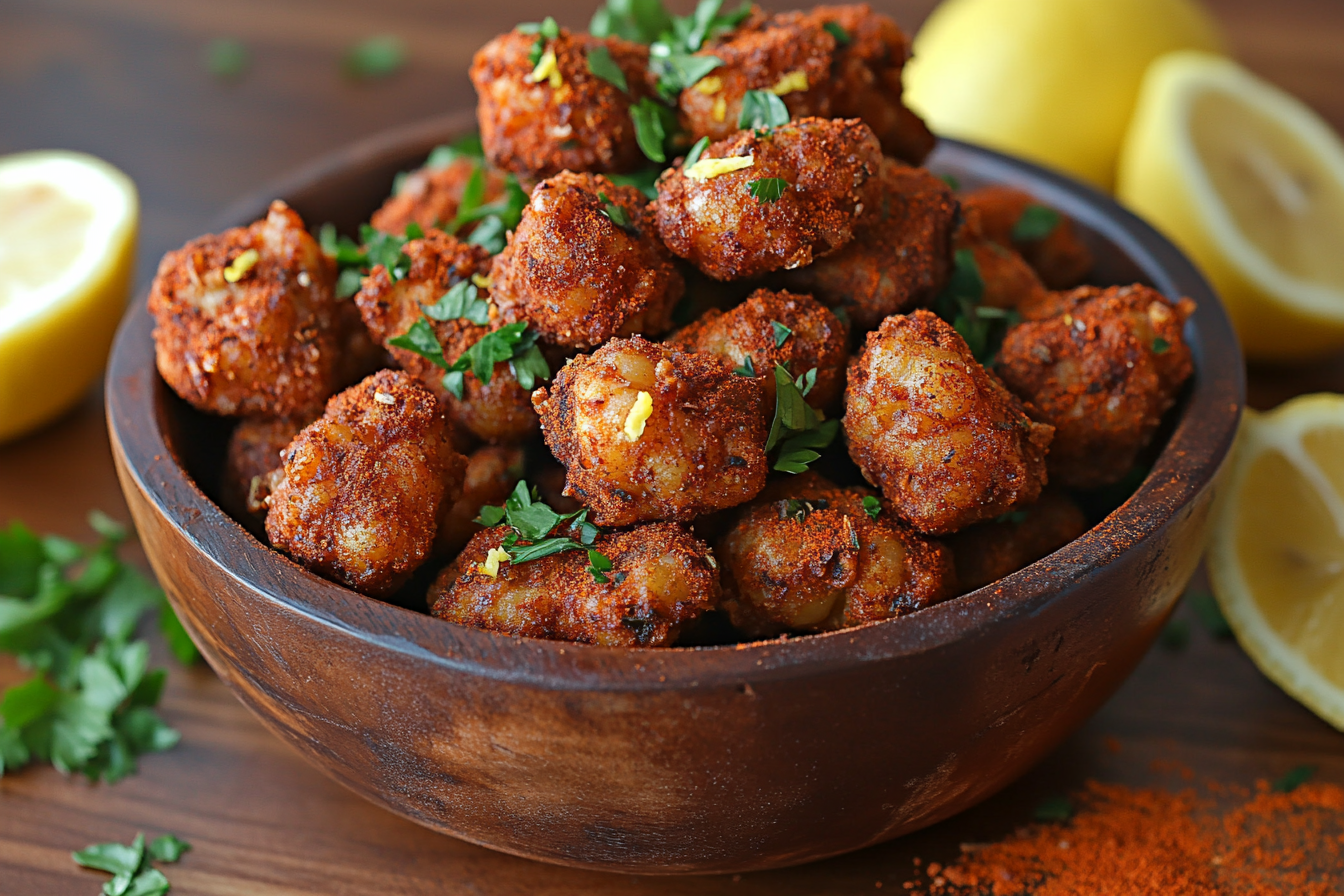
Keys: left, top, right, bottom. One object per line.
{"left": 145, "top": 1, "right": 1195, "bottom": 649}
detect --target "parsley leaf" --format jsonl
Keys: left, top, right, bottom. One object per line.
{"left": 1152, "top": 336, "right": 1171, "bottom": 355}
{"left": 597, "top": 191, "right": 633, "bottom": 230}
{"left": 683, "top": 136, "right": 710, "bottom": 170}
{"left": 822, "top": 21, "right": 851, "bottom": 45}
{"left": 587, "top": 550, "right": 614, "bottom": 584}
{"left": 733, "top": 355, "right": 756, "bottom": 377}
{"left": 591, "top": 0, "right": 674, "bottom": 45}
{"left": 478, "top": 483, "right": 611, "bottom": 582}
{"left": 342, "top": 35, "right": 406, "bottom": 80}
{"left": 765, "top": 364, "right": 839, "bottom": 474}
{"left": 74, "top": 831, "right": 190, "bottom": 896}
{"left": 586, "top": 45, "right": 629, "bottom": 92}
{"left": 425, "top": 133, "right": 484, "bottom": 169}
{"left": 770, "top": 320, "right": 793, "bottom": 347}
{"left": 747, "top": 178, "right": 789, "bottom": 203}
{"left": 1012, "top": 204, "right": 1062, "bottom": 242}
{"left": 319, "top": 223, "right": 419, "bottom": 298}
{"left": 862, "top": 496, "right": 881, "bottom": 520}
{"left": 423, "top": 280, "right": 491, "bottom": 325}
{"left": 1034, "top": 795, "right": 1074, "bottom": 822}
{"left": 1272, "top": 764, "right": 1317, "bottom": 794}
{"left": 649, "top": 51, "right": 723, "bottom": 102}
{"left": 390, "top": 316, "right": 550, "bottom": 400}
{"left": 203, "top": 38, "right": 249, "bottom": 80}
{"left": 933, "top": 249, "right": 1021, "bottom": 364}
{"left": 938, "top": 173, "right": 961, "bottom": 191}
{"left": 630, "top": 96, "right": 670, "bottom": 163}
{"left": 738, "top": 90, "right": 790, "bottom": 130}
{"left": 607, "top": 167, "right": 663, "bottom": 200}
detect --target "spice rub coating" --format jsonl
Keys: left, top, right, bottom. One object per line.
{"left": 776, "top": 158, "right": 955, "bottom": 330}
{"left": 946, "top": 489, "right": 1089, "bottom": 592}
{"left": 533, "top": 336, "right": 768, "bottom": 526}
{"left": 471, "top": 28, "right": 653, "bottom": 180}
{"left": 354, "top": 229, "right": 539, "bottom": 444}
{"left": 960, "top": 185, "right": 1094, "bottom": 290}
{"left": 434, "top": 445, "right": 525, "bottom": 557}
{"left": 655, "top": 117, "right": 882, "bottom": 281}
{"left": 665, "top": 288, "right": 850, "bottom": 410}
{"left": 490, "top": 171, "right": 683, "bottom": 349}
{"left": 148, "top": 201, "right": 341, "bottom": 417}
{"left": 264, "top": 370, "right": 467, "bottom": 597}
{"left": 429, "top": 522, "right": 720, "bottom": 647}
{"left": 220, "top": 414, "right": 311, "bottom": 524}
{"left": 996, "top": 284, "right": 1195, "bottom": 489}
{"left": 370, "top": 156, "right": 512, "bottom": 236}
{"left": 844, "top": 310, "right": 1054, "bottom": 535}
{"left": 718, "top": 473, "right": 956, "bottom": 638}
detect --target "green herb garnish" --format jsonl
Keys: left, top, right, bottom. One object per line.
{"left": 933, "top": 249, "right": 1020, "bottom": 364}
{"left": 73, "top": 831, "right": 191, "bottom": 896}
{"left": 938, "top": 173, "right": 961, "bottom": 191}
{"left": 597, "top": 192, "right": 633, "bottom": 230}
{"left": 1152, "top": 336, "right": 1171, "bottom": 355}
{"left": 683, "top": 136, "right": 711, "bottom": 170}
{"left": 422, "top": 280, "right": 490, "bottom": 325}
{"left": 1012, "top": 204, "right": 1062, "bottom": 242}
{"left": 630, "top": 96, "right": 671, "bottom": 163}
{"left": 822, "top": 21, "right": 851, "bottom": 45}
{"left": 1272, "top": 764, "right": 1317, "bottom": 793}
{"left": 318, "top": 222, "right": 422, "bottom": 298}
{"left": 477, "top": 483, "right": 611, "bottom": 582}
{"left": 770, "top": 320, "right": 793, "bottom": 347}
{"left": 1034, "top": 795, "right": 1074, "bottom": 822}
{"left": 862, "top": 496, "right": 881, "bottom": 521}
{"left": 519, "top": 17, "right": 561, "bottom": 67}
{"left": 204, "top": 38, "right": 248, "bottom": 80}
{"left": 766, "top": 364, "right": 839, "bottom": 474}
{"left": 391, "top": 319, "right": 550, "bottom": 399}
{"left": 343, "top": 35, "right": 406, "bottom": 80}
{"left": 425, "top": 133, "right": 484, "bottom": 169}
{"left": 738, "top": 90, "right": 790, "bottom": 130}
{"left": 607, "top": 166, "right": 663, "bottom": 200}
{"left": 586, "top": 45, "right": 629, "bottom": 92}
{"left": 733, "top": 355, "right": 756, "bottom": 377}
{"left": 649, "top": 51, "right": 723, "bottom": 102}
{"left": 748, "top": 177, "right": 790, "bottom": 203}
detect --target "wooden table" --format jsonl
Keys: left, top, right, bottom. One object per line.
{"left": 3, "top": 1, "right": 1344, "bottom": 892}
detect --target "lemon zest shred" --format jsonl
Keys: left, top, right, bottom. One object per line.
{"left": 623, "top": 391, "right": 653, "bottom": 442}
{"left": 769, "top": 70, "right": 809, "bottom": 96}
{"left": 694, "top": 75, "right": 723, "bottom": 95}
{"left": 712, "top": 96, "right": 727, "bottom": 122}
{"left": 530, "top": 49, "right": 563, "bottom": 89}
{"left": 471, "top": 273, "right": 493, "bottom": 289}
{"left": 223, "top": 249, "right": 260, "bottom": 283}
{"left": 478, "top": 547, "right": 511, "bottom": 578}
{"left": 685, "top": 154, "right": 754, "bottom": 181}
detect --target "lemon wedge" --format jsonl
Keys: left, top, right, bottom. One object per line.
{"left": 0, "top": 151, "right": 138, "bottom": 443}
{"left": 1117, "top": 52, "right": 1344, "bottom": 362}
{"left": 1207, "top": 394, "right": 1344, "bottom": 732}
{"left": 906, "top": 0, "right": 1223, "bottom": 190}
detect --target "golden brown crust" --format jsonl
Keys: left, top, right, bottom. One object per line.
{"left": 995, "top": 285, "right": 1195, "bottom": 489}
{"left": 655, "top": 117, "right": 882, "bottom": 281}
{"left": 220, "top": 415, "right": 311, "bottom": 524}
{"left": 471, "top": 29, "right": 654, "bottom": 180}
{"left": 434, "top": 445, "right": 526, "bottom": 557}
{"left": 533, "top": 336, "right": 769, "bottom": 526}
{"left": 959, "top": 185, "right": 1094, "bottom": 290}
{"left": 775, "top": 158, "right": 955, "bottom": 330}
{"left": 946, "top": 489, "right": 1089, "bottom": 592}
{"left": 955, "top": 206, "right": 1050, "bottom": 312}
{"left": 843, "top": 310, "right": 1054, "bottom": 535}
{"left": 148, "top": 201, "right": 341, "bottom": 417}
{"left": 490, "top": 171, "right": 684, "bottom": 349}
{"left": 353, "top": 229, "right": 540, "bottom": 444}
{"left": 665, "top": 288, "right": 849, "bottom": 410}
{"left": 264, "top": 370, "right": 467, "bottom": 597}
{"left": 717, "top": 473, "right": 957, "bottom": 637}
{"left": 369, "top": 157, "right": 513, "bottom": 236}
{"left": 429, "top": 523, "right": 720, "bottom": 647}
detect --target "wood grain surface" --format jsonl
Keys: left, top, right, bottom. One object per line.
{"left": 3, "top": 0, "right": 1344, "bottom": 892}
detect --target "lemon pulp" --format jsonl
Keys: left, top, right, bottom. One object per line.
{"left": 0, "top": 183, "right": 96, "bottom": 314}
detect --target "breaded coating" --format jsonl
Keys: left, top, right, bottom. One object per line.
{"left": 996, "top": 285, "right": 1195, "bottom": 489}
{"left": 775, "top": 158, "right": 955, "bottom": 330}
{"left": 844, "top": 310, "right": 1054, "bottom": 535}
{"left": 429, "top": 523, "right": 720, "bottom": 647}
{"left": 370, "top": 156, "right": 512, "bottom": 236}
{"left": 471, "top": 28, "right": 653, "bottom": 180}
{"left": 679, "top": 14, "right": 836, "bottom": 144}
{"left": 796, "top": 5, "right": 936, "bottom": 164}
{"left": 946, "top": 490, "right": 1089, "bottom": 592}
{"left": 434, "top": 445, "right": 526, "bottom": 557}
{"left": 148, "top": 201, "right": 341, "bottom": 417}
{"left": 717, "top": 473, "right": 956, "bottom": 638}
{"left": 956, "top": 207, "right": 1050, "bottom": 312}
{"left": 656, "top": 117, "right": 882, "bottom": 281}
{"left": 533, "top": 336, "right": 768, "bottom": 526}
{"left": 490, "top": 172, "right": 683, "bottom": 349}
{"left": 960, "top": 186, "right": 1093, "bottom": 290}
{"left": 220, "top": 415, "right": 311, "bottom": 525}
{"left": 264, "top": 371, "right": 466, "bottom": 597}
{"left": 354, "top": 229, "right": 540, "bottom": 444}
{"left": 665, "top": 288, "right": 849, "bottom": 410}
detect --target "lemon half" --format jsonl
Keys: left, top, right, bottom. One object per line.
{"left": 1118, "top": 52, "right": 1344, "bottom": 362}
{"left": 0, "top": 151, "right": 138, "bottom": 443}
{"left": 1208, "top": 394, "right": 1344, "bottom": 732}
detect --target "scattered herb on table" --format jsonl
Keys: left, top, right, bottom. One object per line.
{"left": 203, "top": 38, "right": 248, "bottom": 80}
{"left": 343, "top": 35, "right": 406, "bottom": 80}
{"left": 73, "top": 831, "right": 191, "bottom": 896}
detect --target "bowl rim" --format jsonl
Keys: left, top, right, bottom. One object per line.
{"left": 107, "top": 112, "right": 1246, "bottom": 692}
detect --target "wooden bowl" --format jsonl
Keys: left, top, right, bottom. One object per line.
{"left": 107, "top": 111, "right": 1245, "bottom": 875}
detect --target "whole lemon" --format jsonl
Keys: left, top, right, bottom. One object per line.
{"left": 905, "top": 0, "right": 1224, "bottom": 190}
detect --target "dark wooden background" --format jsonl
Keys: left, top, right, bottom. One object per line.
{"left": 2, "top": 1, "right": 1344, "bottom": 892}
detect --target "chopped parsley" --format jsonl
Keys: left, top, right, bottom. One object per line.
{"left": 73, "top": 831, "right": 191, "bottom": 896}
{"left": 733, "top": 354, "right": 756, "bottom": 377}
{"left": 597, "top": 191, "right": 633, "bottom": 230}
{"left": 747, "top": 177, "right": 790, "bottom": 203}
{"left": 938, "top": 173, "right": 961, "bottom": 191}
{"left": 390, "top": 318, "right": 550, "bottom": 399}
{"left": 1152, "top": 336, "right": 1171, "bottom": 355}
{"left": 649, "top": 50, "right": 723, "bottom": 103}
{"left": 1034, "top": 795, "right": 1075, "bottom": 823}
{"left": 343, "top": 35, "right": 406, "bottom": 80}
{"left": 422, "top": 279, "right": 490, "bottom": 325}
{"left": 770, "top": 320, "right": 793, "bottom": 347}
{"left": 476, "top": 483, "right": 611, "bottom": 582}
{"left": 203, "top": 38, "right": 248, "bottom": 80}
{"left": 822, "top": 21, "right": 851, "bottom": 45}
{"left": 630, "top": 96, "right": 675, "bottom": 163}
{"left": 862, "top": 495, "right": 881, "bottom": 520}
{"left": 766, "top": 364, "right": 839, "bottom": 474}
{"left": 318, "top": 222, "right": 422, "bottom": 298}
{"left": 425, "top": 133, "right": 484, "bottom": 169}
{"left": 1011, "top": 203, "right": 1062, "bottom": 242}
{"left": 447, "top": 166, "right": 530, "bottom": 251}
{"left": 1272, "top": 764, "right": 1317, "bottom": 794}
{"left": 933, "top": 248, "right": 1020, "bottom": 364}
{"left": 738, "top": 90, "right": 791, "bottom": 130}
{"left": 607, "top": 166, "right": 663, "bottom": 199}
{"left": 586, "top": 45, "right": 629, "bottom": 92}
{"left": 519, "top": 16, "right": 561, "bottom": 67}
{"left": 683, "top": 136, "right": 710, "bottom": 170}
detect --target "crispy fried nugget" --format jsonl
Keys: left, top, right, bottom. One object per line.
{"left": 776, "top": 158, "right": 955, "bottom": 330}
{"left": 354, "top": 229, "right": 540, "bottom": 444}
{"left": 946, "top": 490, "right": 1089, "bottom": 592}
{"left": 959, "top": 186, "right": 1093, "bottom": 290}
{"left": 490, "top": 172, "right": 683, "bottom": 349}
{"left": 429, "top": 522, "right": 720, "bottom": 647}
{"left": 656, "top": 117, "right": 882, "bottom": 281}
{"left": 955, "top": 206, "right": 1050, "bottom": 312}
{"left": 434, "top": 445, "right": 525, "bottom": 558}
{"left": 220, "top": 414, "right": 311, "bottom": 525}
{"left": 148, "top": 201, "right": 341, "bottom": 417}
{"left": 665, "top": 288, "right": 849, "bottom": 410}
{"left": 844, "top": 310, "right": 1054, "bottom": 535}
{"left": 471, "top": 28, "right": 653, "bottom": 180}
{"left": 264, "top": 370, "right": 467, "bottom": 597}
{"left": 370, "top": 157, "right": 512, "bottom": 236}
{"left": 533, "top": 336, "right": 768, "bottom": 526}
{"left": 996, "top": 285, "right": 1195, "bottom": 489}
{"left": 718, "top": 473, "right": 956, "bottom": 638}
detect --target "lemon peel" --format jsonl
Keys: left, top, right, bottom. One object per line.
{"left": 478, "top": 547, "right": 511, "bottom": 578}
{"left": 222, "top": 249, "right": 259, "bottom": 283}
{"left": 530, "top": 49, "right": 563, "bottom": 89}
{"left": 694, "top": 75, "right": 723, "bottom": 95}
{"left": 685, "top": 154, "right": 754, "bottom": 180}
{"left": 769, "top": 70, "right": 809, "bottom": 96}
{"left": 623, "top": 391, "right": 653, "bottom": 442}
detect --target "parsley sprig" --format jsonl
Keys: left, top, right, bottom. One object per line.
{"left": 766, "top": 364, "right": 839, "bottom": 474}
{"left": 73, "top": 831, "right": 191, "bottom": 896}
{"left": 389, "top": 314, "right": 550, "bottom": 400}
{"left": 932, "top": 248, "right": 1020, "bottom": 364}
{"left": 738, "top": 90, "right": 790, "bottom": 130}
{"left": 476, "top": 483, "right": 612, "bottom": 582}
{"left": 1012, "top": 204, "right": 1062, "bottom": 242}
{"left": 319, "top": 222, "right": 423, "bottom": 299}
{"left": 748, "top": 177, "right": 790, "bottom": 203}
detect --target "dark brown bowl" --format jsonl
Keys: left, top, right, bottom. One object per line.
{"left": 107, "top": 111, "right": 1244, "bottom": 875}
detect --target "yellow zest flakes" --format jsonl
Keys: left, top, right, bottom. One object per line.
{"left": 222, "top": 249, "right": 260, "bottom": 283}
{"left": 478, "top": 547, "right": 511, "bottom": 578}
{"left": 769, "top": 70, "right": 809, "bottom": 96}
{"left": 529, "top": 48, "right": 563, "bottom": 89}
{"left": 471, "top": 273, "right": 493, "bottom": 289}
{"left": 694, "top": 75, "right": 723, "bottom": 95}
{"left": 712, "top": 96, "right": 727, "bottom": 122}
{"left": 685, "top": 153, "right": 754, "bottom": 181}
{"left": 623, "top": 391, "right": 653, "bottom": 442}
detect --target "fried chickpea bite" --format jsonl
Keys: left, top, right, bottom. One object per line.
{"left": 955, "top": 207, "right": 1050, "bottom": 312}
{"left": 434, "top": 445, "right": 525, "bottom": 557}
{"left": 844, "top": 310, "right": 1054, "bottom": 535}
{"left": 490, "top": 172, "right": 683, "bottom": 349}
{"left": 148, "top": 201, "right": 341, "bottom": 417}
{"left": 656, "top": 117, "right": 882, "bottom": 281}
{"left": 533, "top": 336, "right": 768, "bottom": 526}
{"left": 354, "top": 229, "right": 540, "bottom": 444}
{"left": 665, "top": 288, "right": 849, "bottom": 410}
{"left": 679, "top": 14, "right": 835, "bottom": 144}
{"left": 717, "top": 473, "right": 956, "bottom": 638}
{"left": 429, "top": 523, "right": 720, "bottom": 647}
{"left": 264, "top": 370, "right": 467, "bottom": 598}
{"left": 471, "top": 28, "right": 652, "bottom": 180}
{"left": 776, "top": 158, "right": 956, "bottom": 330}
{"left": 995, "top": 285, "right": 1195, "bottom": 489}
{"left": 946, "top": 490, "right": 1089, "bottom": 592}
{"left": 959, "top": 186, "right": 1093, "bottom": 290}
{"left": 220, "top": 415, "right": 311, "bottom": 525}
{"left": 370, "top": 156, "right": 512, "bottom": 236}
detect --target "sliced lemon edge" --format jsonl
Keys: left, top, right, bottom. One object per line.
{"left": 1208, "top": 396, "right": 1344, "bottom": 732}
